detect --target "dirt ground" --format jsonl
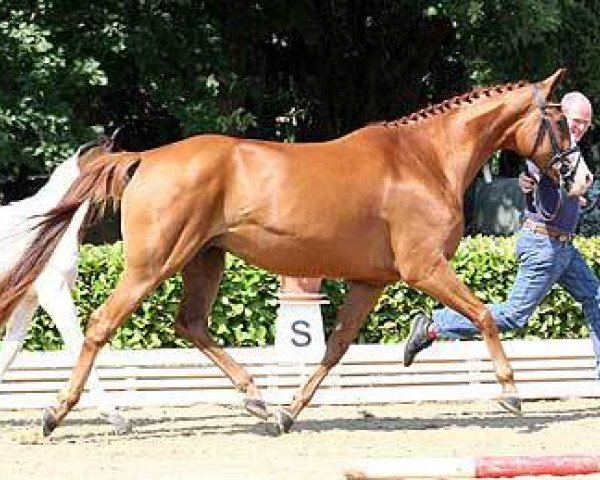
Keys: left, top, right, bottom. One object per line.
{"left": 1, "top": 398, "right": 600, "bottom": 480}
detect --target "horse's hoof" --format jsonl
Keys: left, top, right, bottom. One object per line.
{"left": 496, "top": 395, "right": 522, "bottom": 416}
{"left": 102, "top": 412, "right": 132, "bottom": 435}
{"left": 42, "top": 408, "right": 58, "bottom": 437}
{"left": 273, "top": 408, "right": 294, "bottom": 434}
{"left": 244, "top": 398, "right": 269, "bottom": 420}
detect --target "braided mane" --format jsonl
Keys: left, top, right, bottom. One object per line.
{"left": 383, "top": 80, "right": 530, "bottom": 127}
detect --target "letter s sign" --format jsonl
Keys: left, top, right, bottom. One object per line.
{"left": 291, "top": 320, "right": 312, "bottom": 347}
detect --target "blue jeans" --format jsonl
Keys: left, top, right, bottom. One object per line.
{"left": 433, "top": 228, "right": 600, "bottom": 375}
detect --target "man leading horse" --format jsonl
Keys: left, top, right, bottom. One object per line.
{"left": 404, "top": 91, "right": 599, "bottom": 378}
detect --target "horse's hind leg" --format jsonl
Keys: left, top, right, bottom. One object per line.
{"left": 41, "top": 264, "right": 167, "bottom": 436}
{"left": 174, "top": 247, "right": 268, "bottom": 419}
{"left": 274, "top": 282, "right": 383, "bottom": 433}
{"left": 41, "top": 161, "right": 229, "bottom": 436}
{"left": 35, "top": 272, "right": 131, "bottom": 433}
{"left": 0, "top": 295, "right": 37, "bottom": 380}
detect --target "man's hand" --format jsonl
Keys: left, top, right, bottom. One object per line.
{"left": 518, "top": 172, "right": 535, "bottom": 193}
{"left": 579, "top": 196, "right": 588, "bottom": 207}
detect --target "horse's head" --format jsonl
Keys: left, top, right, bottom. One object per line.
{"left": 513, "top": 68, "right": 592, "bottom": 197}
{"left": 75, "top": 127, "right": 123, "bottom": 170}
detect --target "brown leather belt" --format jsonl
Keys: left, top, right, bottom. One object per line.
{"left": 522, "top": 219, "right": 574, "bottom": 243}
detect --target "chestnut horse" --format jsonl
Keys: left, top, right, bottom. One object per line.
{"left": 0, "top": 69, "right": 589, "bottom": 437}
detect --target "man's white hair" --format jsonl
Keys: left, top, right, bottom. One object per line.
{"left": 561, "top": 91, "right": 593, "bottom": 114}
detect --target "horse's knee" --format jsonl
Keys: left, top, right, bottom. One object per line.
{"left": 323, "top": 340, "right": 351, "bottom": 368}
{"left": 175, "top": 319, "right": 210, "bottom": 345}
{"left": 175, "top": 304, "right": 211, "bottom": 341}
{"left": 475, "top": 307, "right": 498, "bottom": 333}
{"left": 322, "top": 356, "right": 343, "bottom": 370}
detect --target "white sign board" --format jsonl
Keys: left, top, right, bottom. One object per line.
{"left": 274, "top": 295, "right": 327, "bottom": 363}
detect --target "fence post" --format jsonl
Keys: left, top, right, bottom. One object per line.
{"left": 274, "top": 276, "right": 327, "bottom": 363}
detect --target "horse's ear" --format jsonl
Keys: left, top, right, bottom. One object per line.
{"left": 103, "top": 126, "right": 124, "bottom": 152}
{"left": 540, "top": 68, "right": 568, "bottom": 97}
{"left": 111, "top": 126, "right": 123, "bottom": 144}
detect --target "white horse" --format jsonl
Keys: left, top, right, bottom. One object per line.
{"left": 0, "top": 138, "right": 130, "bottom": 433}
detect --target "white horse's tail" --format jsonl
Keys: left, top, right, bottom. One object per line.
{"left": 0, "top": 152, "right": 141, "bottom": 324}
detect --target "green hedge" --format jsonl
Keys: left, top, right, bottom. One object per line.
{"left": 24, "top": 236, "right": 600, "bottom": 351}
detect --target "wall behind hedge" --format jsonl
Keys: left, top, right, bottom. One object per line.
{"left": 24, "top": 235, "right": 600, "bottom": 351}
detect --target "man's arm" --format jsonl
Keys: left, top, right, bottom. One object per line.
{"left": 520, "top": 169, "right": 587, "bottom": 206}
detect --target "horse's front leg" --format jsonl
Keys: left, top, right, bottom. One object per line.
{"left": 401, "top": 251, "right": 520, "bottom": 413}
{"left": 273, "top": 282, "right": 384, "bottom": 434}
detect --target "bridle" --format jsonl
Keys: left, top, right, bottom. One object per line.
{"left": 529, "top": 85, "right": 582, "bottom": 221}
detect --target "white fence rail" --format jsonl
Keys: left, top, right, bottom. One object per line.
{"left": 1, "top": 339, "right": 599, "bottom": 410}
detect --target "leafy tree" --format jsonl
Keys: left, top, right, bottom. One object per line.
{"left": 439, "top": 0, "right": 600, "bottom": 167}
{"left": 0, "top": 1, "right": 253, "bottom": 182}
{"left": 1, "top": 0, "right": 599, "bottom": 188}
{"left": 0, "top": 7, "right": 106, "bottom": 176}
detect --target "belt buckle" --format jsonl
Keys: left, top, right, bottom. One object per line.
{"left": 557, "top": 233, "right": 570, "bottom": 242}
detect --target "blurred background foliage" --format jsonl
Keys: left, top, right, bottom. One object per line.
{"left": 1, "top": 0, "right": 600, "bottom": 198}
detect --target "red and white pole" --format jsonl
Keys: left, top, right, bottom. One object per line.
{"left": 476, "top": 455, "right": 600, "bottom": 478}
{"left": 345, "top": 454, "right": 600, "bottom": 479}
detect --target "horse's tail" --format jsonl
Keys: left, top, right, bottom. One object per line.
{"left": 0, "top": 152, "right": 141, "bottom": 324}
